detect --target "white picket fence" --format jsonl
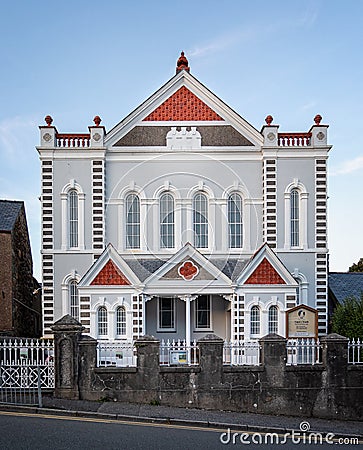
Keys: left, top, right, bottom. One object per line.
{"left": 286, "top": 338, "right": 321, "bottom": 365}
{"left": 97, "top": 341, "right": 137, "bottom": 367}
{"left": 223, "top": 340, "right": 261, "bottom": 365}
{"left": 160, "top": 339, "right": 199, "bottom": 366}
{"left": 348, "top": 338, "right": 363, "bottom": 364}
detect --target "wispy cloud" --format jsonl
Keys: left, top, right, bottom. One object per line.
{"left": 0, "top": 115, "right": 38, "bottom": 161}
{"left": 330, "top": 156, "right": 363, "bottom": 176}
{"left": 300, "top": 101, "right": 317, "bottom": 111}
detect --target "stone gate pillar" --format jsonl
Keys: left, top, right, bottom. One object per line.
{"left": 51, "top": 314, "right": 84, "bottom": 400}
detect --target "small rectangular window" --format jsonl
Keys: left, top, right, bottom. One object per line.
{"left": 158, "top": 298, "right": 175, "bottom": 330}
{"left": 195, "top": 296, "right": 211, "bottom": 329}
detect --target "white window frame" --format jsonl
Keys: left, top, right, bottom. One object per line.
{"left": 228, "top": 192, "right": 243, "bottom": 249}
{"left": 160, "top": 192, "right": 175, "bottom": 249}
{"left": 193, "top": 192, "right": 209, "bottom": 249}
{"left": 194, "top": 295, "right": 212, "bottom": 331}
{"left": 61, "top": 180, "right": 85, "bottom": 250}
{"left": 116, "top": 306, "right": 127, "bottom": 337}
{"left": 250, "top": 305, "right": 261, "bottom": 337}
{"left": 97, "top": 306, "right": 108, "bottom": 338}
{"left": 125, "top": 193, "right": 140, "bottom": 249}
{"left": 268, "top": 305, "right": 278, "bottom": 334}
{"left": 157, "top": 297, "right": 176, "bottom": 332}
{"left": 284, "top": 180, "right": 308, "bottom": 250}
{"left": 69, "top": 279, "right": 79, "bottom": 321}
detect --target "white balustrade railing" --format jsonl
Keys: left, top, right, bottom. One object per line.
{"left": 160, "top": 339, "right": 199, "bottom": 366}
{"left": 286, "top": 338, "right": 321, "bottom": 365}
{"left": 0, "top": 338, "right": 54, "bottom": 388}
{"left": 348, "top": 338, "right": 363, "bottom": 364}
{"left": 97, "top": 342, "right": 137, "bottom": 367}
{"left": 223, "top": 340, "right": 261, "bottom": 366}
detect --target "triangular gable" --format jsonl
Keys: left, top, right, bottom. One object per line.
{"left": 91, "top": 260, "right": 130, "bottom": 286}
{"left": 144, "top": 242, "right": 232, "bottom": 287}
{"left": 105, "top": 70, "right": 263, "bottom": 148}
{"left": 78, "top": 243, "right": 141, "bottom": 287}
{"left": 245, "top": 258, "right": 285, "bottom": 285}
{"left": 143, "top": 86, "right": 224, "bottom": 121}
{"left": 237, "top": 244, "right": 297, "bottom": 286}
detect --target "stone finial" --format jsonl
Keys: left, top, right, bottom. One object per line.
{"left": 93, "top": 115, "right": 101, "bottom": 126}
{"left": 176, "top": 51, "right": 190, "bottom": 74}
{"left": 45, "top": 115, "right": 53, "bottom": 126}
{"left": 265, "top": 115, "right": 273, "bottom": 126}
{"left": 314, "top": 114, "right": 322, "bottom": 125}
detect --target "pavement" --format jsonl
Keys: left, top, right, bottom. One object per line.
{"left": 1, "top": 396, "right": 361, "bottom": 440}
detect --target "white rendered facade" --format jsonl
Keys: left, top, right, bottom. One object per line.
{"left": 37, "top": 55, "right": 331, "bottom": 342}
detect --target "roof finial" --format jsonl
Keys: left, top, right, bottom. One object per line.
{"left": 93, "top": 115, "right": 101, "bottom": 126}
{"left": 44, "top": 115, "right": 53, "bottom": 126}
{"left": 265, "top": 115, "right": 273, "bottom": 126}
{"left": 314, "top": 114, "right": 322, "bottom": 125}
{"left": 176, "top": 51, "right": 190, "bottom": 74}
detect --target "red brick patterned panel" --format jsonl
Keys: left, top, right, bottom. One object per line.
{"left": 245, "top": 258, "right": 286, "bottom": 285}
{"left": 91, "top": 260, "right": 130, "bottom": 286}
{"left": 143, "top": 86, "right": 224, "bottom": 121}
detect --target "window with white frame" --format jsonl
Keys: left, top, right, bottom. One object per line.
{"left": 290, "top": 189, "right": 300, "bottom": 247}
{"left": 193, "top": 193, "right": 208, "bottom": 248}
{"left": 160, "top": 193, "right": 175, "bottom": 248}
{"left": 98, "top": 307, "right": 108, "bottom": 337}
{"left": 268, "top": 305, "right": 278, "bottom": 334}
{"left": 69, "top": 279, "right": 79, "bottom": 321}
{"left": 250, "top": 306, "right": 260, "bottom": 335}
{"left": 116, "top": 306, "right": 126, "bottom": 336}
{"left": 68, "top": 190, "right": 78, "bottom": 248}
{"left": 228, "top": 193, "right": 243, "bottom": 248}
{"left": 158, "top": 297, "right": 175, "bottom": 330}
{"left": 195, "top": 295, "right": 211, "bottom": 329}
{"left": 125, "top": 194, "right": 140, "bottom": 249}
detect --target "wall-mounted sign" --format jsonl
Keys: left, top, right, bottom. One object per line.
{"left": 286, "top": 305, "right": 318, "bottom": 339}
{"left": 170, "top": 350, "right": 187, "bottom": 365}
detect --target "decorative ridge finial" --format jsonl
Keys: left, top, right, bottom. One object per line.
{"left": 44, "top": 115, "right": 53, "bottom": 126}
{"left": 314, "top": 114, "right": 322, "bottom": 125}
{"left": 265, "top": 115, "right": 273, "bottom": 126}
{"left": 93, "top": 115, "right": 101, "bottom": 126}
{"left": 176, "top": 51, "right": 190, "bottom": 74}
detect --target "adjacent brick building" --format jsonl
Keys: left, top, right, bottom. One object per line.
{"left": 0, "top": 200, "right": 41, "bottom": 337}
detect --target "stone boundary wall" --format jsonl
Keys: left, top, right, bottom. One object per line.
{"left": 51, "top": 315, "right": 363, "bottom": 420}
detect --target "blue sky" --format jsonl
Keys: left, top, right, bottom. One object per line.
{"left": 1, "top": 0, "right": 362, "bottom": 279}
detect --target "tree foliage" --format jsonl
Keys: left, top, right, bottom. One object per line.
{"left": 332, "top": 294, "right": 363, "bottom": 338}
{"left": 349, "top": 258, "right": 363, "bottom": 272}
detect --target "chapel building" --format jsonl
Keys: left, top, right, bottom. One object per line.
{"left": 37, "top": 53, "right": 331, "bottom": 342}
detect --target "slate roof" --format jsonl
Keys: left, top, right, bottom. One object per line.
{"left": 124, "top": 257, "right": 249, "bottom": 283}
{"left": 0, "top": 200, "right": 23, "bottom": 232}
{"left": 329, "top": 272, "right": 363, "bottom": 304}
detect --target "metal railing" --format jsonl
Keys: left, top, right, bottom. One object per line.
{"left": 160, "top": 339, "right": 199, "bottom": 366}
{"left": 223, "top": 340, "right": 261, "bottom": 366}
{"left": 97, "top": 341, "right": 137, "bottom": 367}
{"left": 286, "top": 338, "right": 321, "bottom": 365}
{"left": 348, "top": 338, "right": 363, "bottom": 364}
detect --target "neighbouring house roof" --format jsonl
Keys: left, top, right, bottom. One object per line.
{"left": 0, "top": 200, "right": 23, "bottom": 232}
{"left": 328, "top": 272, "right": 363, "bottom": 304}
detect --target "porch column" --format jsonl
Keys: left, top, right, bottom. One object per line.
{"left": 179, "top": 295, "right": 197, "bottom": 363}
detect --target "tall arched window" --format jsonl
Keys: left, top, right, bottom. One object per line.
{"left": 116, "top": 306, "right": 126, "bottom": 336}
{"left": 193, "top": 193, "right": 208, "bottom": 248}
{"left": 98, "top": 307, "right": 108, "bottom": 337}
{"left": 268, "top": 305, "right": 278, "bottom": 334}
{"left": 290, "top": 189, "right": 300, "bottom": 247}
{"left": 228, "top": 193, "right": 243, "bottom": 248}
{"left": 250, "top": 306, "right": 260, "bottom": 336}
{"left": 68, "top": 190, "right": 78, "bottom": 248}
{"left": 69, "top": 280, "right": 79, "bottom": 321}
{"left": 125, "top": 194, "right": 140, "bottom": 249}
{"left": 160, "top": 193, "right": 175, "bottom": 248}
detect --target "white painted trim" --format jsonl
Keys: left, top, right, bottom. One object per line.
{"left": 284, "top": 180, "right": 309, "bottom": 250}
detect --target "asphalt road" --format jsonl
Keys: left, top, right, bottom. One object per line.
{"left": 0, "top": 411, "right": 360, "bottom": 450}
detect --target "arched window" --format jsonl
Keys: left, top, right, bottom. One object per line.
{"left": 98, "top": 307, "right": 108, "bottom": 337}
{"left": 290, "top": 189, "right": 300, "bottom": 247}
{"left": 69, "top": 280, "right": 79, "bottom": 321}
{"left": 193, "top": 193, "right": 208, "bottom": 248}
{"left": 228, "top": 193, "right": 243, "bottom": 248}
{"left": 250, "top": 306, "right": 260, "bottom": 336}
{"left": 268, "top": 305, "right": 278, "bottom": 334}
{"left": 160, "top": 193, "right": 175, "bottom": 248}
{"left": 125, "top": 194, "right": 140, "bottom": 249}
{"left": 68, "top": 190, "right": 78, "bottom": 248}
{"left": 116, "top": 306, "right": 126, "bottom": 336}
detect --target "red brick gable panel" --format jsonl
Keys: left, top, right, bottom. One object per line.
{"left": 245, "top": 258, "right": 286, "bottom": 285}
{"left": 91, "top": 260, "right": 130, "bottom": 286}
{"left": 143, "top": 86, "right": 224, "bottom": 121}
